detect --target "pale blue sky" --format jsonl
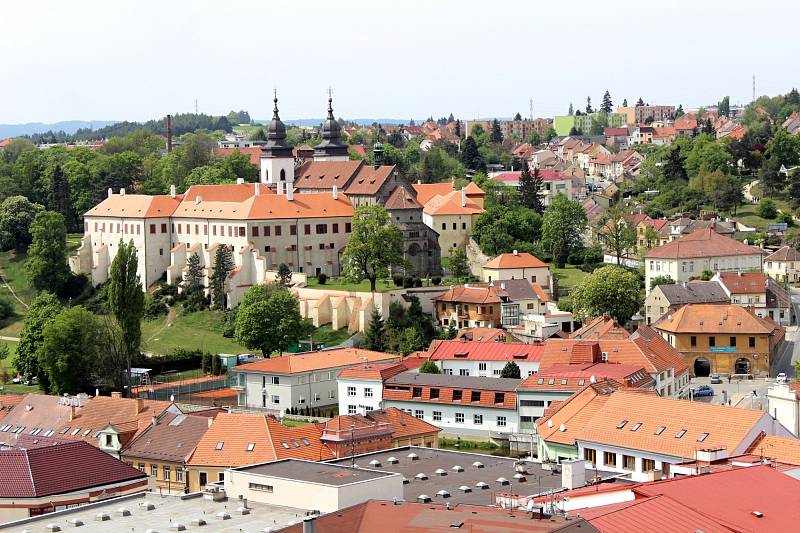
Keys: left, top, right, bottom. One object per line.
{"left": 1, "top": 0, "right": 796, "bottom": 123}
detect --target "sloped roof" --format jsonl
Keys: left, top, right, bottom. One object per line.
{"left": 423, "top": 190, "right": 484, "bottom": 216}
{"left": 344, "top": 165, "right": 395, "bottom": 195}
{"left": 570, "top": 316, "right": 628, "bottom": 340}
{"left": 234, "top": 348, "right": 397, "bottom": 374}
{"left": 121, "top": 413, "right": 214, "bottom": 463}
{"left": 0, "top": 394, "right": 23, "bottom": 422}
{"left": 384, "top": 185, "right": 422, "bottom": 210}
{"left": 575, "top": 390, "right": 767, "bottom": 458}
{"left": 654, "top": 281, "right": 729, "bottom": 306}
{"left": 717, "top": 271, "right": 766, "bottom": 294}
{"left": 411, "top": 182, "right": 454, "bottom": 205}
{"left": 84, "top": 193, "right": 182, "bottom": 218}
{"left": 747, "top": 434, "right": 800, "bottom": 466}
{"left": 433, "top": 285, "right": 502, "bottom": 305}
{"left": 646, "top": 228, "right": 763, "bottom": 259}
{"left": 173, "top": 190, "right": 354, "bottom": 221}
{"left": 324, "top": 408, "right": 440, "bottom": 441}
{"left": 541, "top": 337, "right": 680, "bottom": 374}
{"left": 629, "top": 325, "right": 690, "bottom": 376}
{"left": 455, "top": 327, "right": 508, "bottom": 343}
{"left": 338, "top": 362, "right": 410, "bottom": 382}
{"left": 0, "top": 441, "right": 145, "bottom": 498}
{"left": 483, "top": 251, "right": 548, "bottom": 270}
{"left": 653, "top": 304, "right": 778, "bottom": 335}
{"left": 765, "top": 245, "right": 800, "bottom": 262}
{"left": 293, "top": 160, "right": 363, "bottom": 190}
{"left": 60, "top": 396, "right": 174, "bottom": 446}
{"left": 519, "top": 364, "right": 654, "bottom": 390}
{"left": 427, "top": 339, "right": 544, "bottom": 361}
{"left": 213, "top": 146, "right": 262, "bottom": 166}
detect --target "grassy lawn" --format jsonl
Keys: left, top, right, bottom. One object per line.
{"left": 0, "top": 249, "right": 34, "bottom": 337}
{"left": 307, "top": 324, "right": 352, "bottom": 348}
{"left": 0, "top": 338, "right": 39, "bottom": 394}
{"left": 141, "top": 309, "right": 250, "bottom": 355}
{"left": 305, "top": 277, "right": 396, "bottom": 293}
{"left": 551, "top": 265, "right": 588, "bottom": 291}
{"left": 281, "top": 418, "right": 312, "bottom": 428}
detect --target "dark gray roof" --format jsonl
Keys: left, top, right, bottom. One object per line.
{"left": 494, "top": 278, "right": 539, "bottom": 301}
{"left": 655, "top": 281, "right": 728, "bottom": 305}
{"left": 766, "top": 278, "right": 791, "bottom": 308}
{"left": 386, "top": 371, "right": 522, "bottom": 392}
{"left": 234, "top": 459, "right": 396, "bottom": 485}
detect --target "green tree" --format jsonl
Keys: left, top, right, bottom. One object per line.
{"left": 600, "top": 90, "right": 613, "bottom": 114}
{"left": 542, "top": 126, "right": 557, "bottom": 143}
{"left": 490, "top": 119, "right": 503, "bottom": 143}
{"left": 0, "top": 196, "right": 43, "bottom": 251}
{"left": 210, "top": 244, "right": 235, "bottom": 309}
{"left": 674, "top": 104, "right": 684, "bottom": 118}
{"left": 341, "top": 205, "right": 404, "bottom": 291}
{"left": 590, "top": 113, "right": 609, "bottom": 136}
{"left": 277, "top": 263, "right": 292, "bottom": 286}
{"left": 419, "top": 360, "right": 441, "bottom": 374}
{"left": 234, "top": 286, "right": 311, "bottom": 357}
{"left": 39, "top": 306, "right": 103, "bottom": 394}
{"left": 718, "top": 96, "right": 730, "bottom": 118}
{"left": 461, "top": 136, "right": 485, "bottom": 172}
{"left": 597, "top": 208, "right": 636, "bottom": 265}
{"left": 397, "top": 327, "right": 423, "bottom": 356}
{"left": 759, "top": 159, "right": 785, "bottom": 195}
{"left": 182, "top": 252, "right": 206, "bottom": 311}
{"left": 568, "top": 103, "right": 574, "bottom": 116}
{"left": 442, "top": 247, "right": 470, "bottom": 280}
{"left": 541, "top": 194, "right": 587, "bottom": 268}
{"left": 0, "top": 293, "right": 12, "bottom": 321}
{"left": 14, "top": 292, "right": 62, "bottom": 386}
{"left": 571, "top": 265, "right": 642, "bottom": 324}
{"left": 663, "top": 146, "right": 688, "bottom": 182}
{"left": 361, "top": 308, "right": 386, "bottom": 352}
{"left": 642, "top": 225, "right": 661, "bottom": 250}
{"left": 500, "top": 361, "right": 521, "bottom": 379}
{"left": 249, "top": 127, "right": 267, "bottom": 141}
{"left": 519, "top": 161, "right": 545, "bottom": 214}
{"left": 649, "top": 275, "right": 675, "bottom": 290}
{"left": 27, "top": 211, "right": 70, "bottom": 295}
{"left": 586, "top": 97, "right": 594, "bottom": 114}
{"left": 48, "top": 164, "right": 74, "bottom": 230}
{"left": 107, "top": 240, "right": 144, "bottom": 394}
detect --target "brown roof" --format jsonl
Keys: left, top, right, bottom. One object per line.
{"left": 187, "top": 413, "right": 334, "bottom": 467}
{"left": 60, "top": 396, "right": 174, "bottom": 447}
{"left": 322, "top": 408, "right": 440, "bottom": 441}
{"left": 653, "top": 304, "right": 778, "bottom": 335}
{"left": 540, "top": 337, "right": 683, "bottom": 375}
{"left": 716, "top": 271, "right": 766, "bottom": 294}
{"left": 294, "top": 160, "right": 363, "bottom": 190}
{"left": 483, "top": 251, "right": 548, "bottom": 270}
{"left": 575, "top": 390, "right": 769, "bottom": 458}
{"left": 0, "top": 394, "right": 23, "bottom": 422}
{"left": 383, "top": 372, "right": 519, "bottom": 409}
{"left": 384, "top": 185, "right": 423, "bottom": 210}
{"left": 234, "top": 348, "right": 398, "bottom": 374}
{"left": 646, "top": 228, "right": 763, "bottom": 259}
{"left": 344, "top": 165, "right": 395, "bottom": 195}
{"left": 121, "top": 412, "right": 214, "bottom": 463}
{"left": 433, "top": 285, "right": 501, "bottom": 305}
{"left": 747, "top": 434, "right": 800, "bottom": 466}
{"left": 765, "top": 245, "right": 800, "bottom": 262}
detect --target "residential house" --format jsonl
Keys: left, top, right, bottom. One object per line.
{"left": 783, "top": 111, "right": 800, "bottom": 135}
{"left": 713, "top": 271, "right": 794, "bottom": 325}
{"left": 481, "top": 250, "right": 551, "bottom": 291}
{"left": 632, "top": 215, "right": 668, "bottom": 252}
{"left": 527, "top": 149, "right": 558, "bottom": 169}
{"left": 617, "top": 105, "right": 676, "bottom": 125}
{"left": 651, "top": 126, "right": 676, "bottom": 146}
{"left": 319, "top": 408, "right": 440, "bottom": 452}
{"left": 381, "top": 372, "right": 521, "bottom": 439}
{"left": 657, "top": 218, "right": 735, "bottom": 245}
{"left": 644, "top": 281, "right": 728, "bottom": 325}
{"left": 491, "top": 168, "right": 573, "bottom": 206}
{"left": 767, "top": 382, "right": 800, "bottom": 437}
{"left": 433, "top": 280, "right": 551, "bottom": 329}
{"left": 653, "top": 303, "right": 784, "bottom": 377}
{"left": 571, "top": 390, "right": 793, "bottom": 481}
{"left": 454, "top": 327, "right": 509, "bottom": 343}
{"left": 120, "top": 411, "right": 218, "bottom": 494}
{"left": 337, "top": 362, "right": 410, "bottom": 414}
{"left": 413, "top": 183, "right": 485, "bottom": 254}
{"left": 603, "top": 127, "right": 629, "bottom": 150}
{"left": 644, "top": 228, "right": 764, "bottom": 295}
{"left": 384, "top": 185, "right": 441, "bottom": 276}
{"left": 231, "top": 348, "right": 399, "bottom": 412}
{"left": 764, "top": 245, "right": 800, "bottom": 283}
{"left": 628, "top": 126, "right": 655, "bottom": 145}
{"left": 0, "top": 440, "right": 147, "bottom": 522}
{"left": 517, "top": 365, "right": 654, "bottom": 433}
{"left": 425, "top": 339, "right": 544, "bottom": 377}
{"left": 674, "top": 113, "right": 698, "bottom": 137}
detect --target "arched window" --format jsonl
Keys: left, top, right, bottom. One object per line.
{"left": 280, "top": 169, "right": 286, "bottom": 181}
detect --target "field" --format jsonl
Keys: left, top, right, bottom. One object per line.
{"left": 141, "top": 309, "right": 250, "bottom": 355}
{"left": 304, "top": 276, "right": 397, "bottom": 293}
{"left": 551, "top": 265, "right": 588, "bottom": 292}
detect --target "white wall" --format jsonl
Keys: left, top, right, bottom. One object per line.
{"left": 383, "top": 400, "right": 517, "bottom": 437}
{"left": 767, "top": 385, "right": 800, "bottom": 437}
{"left": 436, "top": 359, "right": 539, "bottom": 378}
{"left": 338, "top": 377, "right": 384, "bottom": 415}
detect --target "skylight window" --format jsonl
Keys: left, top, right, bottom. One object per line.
{"left": 578, "top": 379, "right": 585, "bottom": 386}
{"left": 60, "top": 427, "right": 70, "bottom": 435}
{"left": 291, "top": 440, "right": 301, "bottom": 448}
{"left": 281, "top": 441, "right": 290, "bottom": 449}
{"left": 655, "top": 426, "right": 666, "bottom": 435}
{"left": 93, "top": 431, "right": 102, "bottom": 438}
{"left": 44, "top": 430, "right": 54, "bottom": 437}
{"left": 301, "top": 438, "right": 310, "bottom": 446}
{"left": 0, "top": 425, "right": 9, "bottom": 432}
{"left": 71, "top": 428, "right": 81, "bottom": 436}
{"left": 215, "top": 441, "right": 224, "bottom": 450}
{"left": 30, "top": 428, "right": 40, "bottom": 435}
{"left": 246, "top": 443, "right": 255, "bottom": 452}
{"left": 616, "top": 420, "right": 628, "bottom": 429}
{"left": 675, "top": 429, "right": 687, "bottom": 439}
{"left": 537, "top": 378, "right": 544, "bottom": 385}
{"left": 548, "top": 378, "right": 555, "bottom": 385}
{"left": 561, "top": 379, "right": 568, "bottom": 385}
{"left": 630, "top": 423, "right": 642, "bottom": 432}
{"left": 82, "top": 429, "right": 91, "bottom": 437}
{"left": 697, "top": 433, "right": 709, "bottom": 442}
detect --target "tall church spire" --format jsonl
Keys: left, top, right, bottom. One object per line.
{"left": 314, "top": 89, "right": 348, "bottom": 160}
{"left": 262, "top": 90, "right": 292, "bottom": 158}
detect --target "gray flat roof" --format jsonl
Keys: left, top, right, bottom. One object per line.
{"left": 0, "top": 491, "right": 310, "bottom": 532}
{"left": 234, "top": 459, "right": 397, "bottom": 486}
{"left": 327, "top": 446, "right": 620, "bottom": 506}
{"left": 386, "top": 371, "right": 522, "bottom": 391}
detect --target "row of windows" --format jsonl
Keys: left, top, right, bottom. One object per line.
{"left": 441, "top": 222, "right": 468, "bottom": 231}
{"left": 91, "top": 222, "right": 352, "bottom": 238}
{"left": 690, "top": 335, "right": 756, "bottom": 348}
{"left": 131, "top": 462, "right": 184, "bottom": 482}
{"left": 347, "top": 386, "right": 373, "bottom": 398}
{"left": 399, "top": 408, "right": 506, "bottom": 427}
{"left": 583, "top": 449, "right": 656, "bottom": 472}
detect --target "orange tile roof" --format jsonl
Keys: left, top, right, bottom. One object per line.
{"left": 716, "top": 271, "right": 766, "bottom": 294}
{"left": 630, "top": 326, "right": 690, "bottom": 376}
{"left": 0, "top": 394, "right": 24, "bottom": 422}
{"left": 541, "top": 338, "right": 679, "bottom": 374}
{"left": 322, "top": 407, "right": 440, "bottom": 441}
{"left": 213, "top": 146, "right": 262, "bottom": 166}
{"left": 433, "top": 285, "right": 501, "bottom": 305}
{"left": 646, "top": 228, "right": 763, "bottom": 259}
{"left": 384, "top": 185, "right": 422, "bottom": 210}
{"left": 519, "top": 364, "right": 654, "bottom": 390}
{"left": 294, "top": 160, "right": 363, "bottom": 190}
{"left": 383, "top": 375, "right": 519, "bottom": 410}
{"left": 344, "top": 165, "right": 395, "bottom": 195}
{"left": 172, "top": 189, "right": 354, "bottom": 221}
{"left": 423, "top": 190, "right": 484, "bottom": 216}
{"left": 747, "top": 434, "right": 800, "bottom": 466}
{"left": 338, "top": 362, "right": 409, "bottom": 381}
{"left": 187, "top": 413, "right": 334, "bottom": 466}
{"left": 653, "top": 304, "right": 777, "bottom": 335}
{"left": 483, "top": 252, "right": 548, "bottom": 270}
{"left": 411, "top": 182, "right": 454, "bottom": 205}
{"left": 84, "top": 194, "right": 182, "bottom": 218}
{"left": 182, "top": 182, "right": 266, "bottom": 203}
{"left": 570, "top": 316, "right": 628, "bottom": 340}
{"left": 575, "top": 390, "right": 769, "bottom": 459}
{"left": 234, "top": 348, "right": 398, "bottom": 374}
{"left": 61, "top": 396, "right": 174, "bottom": 446}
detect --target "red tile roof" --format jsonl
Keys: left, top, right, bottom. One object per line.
{"left": 213, "top": 146, "right": 262, "bottom": 166}
{"left": 716, "top": 271, "right": 766, "bottom": 294}
{"left": 0, "top": 441, "right": 146, "bottom": 498}
{"left": 323, "top": 408, "right": 440, "bottom": 441}
{"left": 338, "top": 362, "right": 410, "bottom": 381}
{"left": 519, "top": 363, "right": 654, "bottom": 390}
{"left": 423, "top": 189, "right": 484, "bottom": 216}
{"left": 645, "top": 228, "right": 763, "bottom": 259}
{"left": 234, "top": 348, "right": 398, "bottom": 374}
{"left": 541, "top": 337, "right": 682, "bottom": 374}
{"left": 411, "top": 182, "right": 454, "bottom": 205}
{"left": 765, "top": 245, "right": 800, "bottom": 262}
{"left": 427, "top": 339, "right": 544, "bottom": 362}
{"left": 294, "top": 160, "right": 363, "bottom": 190}
{"left": 433, "top": 285, "right": 502, "bottom": 305}
{"left": 483, "top": 251, "right": 548, "bottom": 269}
{"left": 384, "top": 185, "right": 422, "bottom": 210}
{"left": 344, "top": 165, "right": 395, "bottom": 196}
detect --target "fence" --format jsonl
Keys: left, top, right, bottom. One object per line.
{"left": 133, "top": 373, "right": 230, "bottom": 404}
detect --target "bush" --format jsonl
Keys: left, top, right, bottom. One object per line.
{"left": 779, "top": 212, "right": 795, "bottom": 227}
{"left": 82, "top": 282, "right": 109, "bottom": 314}
{"left": 413, "top": 277, "right": 423, "bottom": 288}
{"left": 392, "top": 274, "right": 404, "bottom": 287}
{"left": 566, "top": 248, "right": 585, "bottom": 265}
{"left": 403, "top": 276, "right": 414, "bottom": 288}
{"left": 0, "top": 293, "right": 13, "bottom": 321}
{"left": 581, "top": 244, "right": 604, "bottom": 265}
{"left": 60, "top": 273, "right": 89, "bottom": 300}
{"left": 316, "top": 273, "right": 328, "bottom": 285}
{"left": 431, "top": 276, "right": 442, "bottom": 286}
{"left": 222, "top": 308, "right": 237, "bottom": 338}
{"left": 757, "top": 199, "right": 778, "bottom": 219}
{"left": 156, "top": 283, "right": 179, "bottom": 298}
{"left": 134, "top": 348, "right": 205, "bottom": 375}
{"left": 143, "top": 295, "right": 168, "bottom": 319}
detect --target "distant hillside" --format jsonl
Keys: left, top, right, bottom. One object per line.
{"left": 266, "top": 118, "right": 416, "bottom": 127}
{"left": 0, "top": 120, "right": 118, "bottom": 138}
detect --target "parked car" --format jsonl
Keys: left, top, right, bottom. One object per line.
{"left": 692, "top": 385, "right": 714, "bottom": 397}
{"left": 710, "top": 374, "right": 722, "bottom": 384}
{"left": 777, "top": 373, "right": 788, "bottom": 384}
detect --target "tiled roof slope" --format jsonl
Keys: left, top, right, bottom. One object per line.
{"left": 646, "top": 228, "right": 763, "bottom": 259}
{"left": 653, "top": 303, "right": 778, "bottom": 334}
{"left": 483, "top": 252, "right": 548, "bottom": 269}
{"left": 654, "top": 281, "right": 728, "bottom": 305}
{"left": 121, "top": 412, "right": 214, "bottom": 462}
{"left": 235, "top": 348, "right": 397, "bottom": 374}
{"left": 384, "top": 185, "right": 422, "bottom": 210}
{"left": 293, "top": 160, "right": 363, "bottom": 190}
{"left": 338, "top": 362, "right": 410, "bottom": 382}
{"left": 0, "top": 441, "right": 145, "bottom": 497}
{"left": 765, "top": 245, "right": 800, "bottom": 262}
{"left": 427, "top": 339, "right": 544, "bottom": 361}
{"left": 747, "top": 434, "right": 800, "bottom": 466}
{"left": 716, "top": 271, "right": 766, "bottom": 294}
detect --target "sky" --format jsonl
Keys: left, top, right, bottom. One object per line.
{"left": 1, "top": 0, "right": 797, "bottom": 124}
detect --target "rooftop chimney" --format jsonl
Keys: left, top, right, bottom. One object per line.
{"left": 119, "top": 188, "right": 125, "bottom": 195}
{"left": 254, "top": 182, "right": 260, "bottom": 196}
{"left": 417, "top": 180, "right": 421, "bottom": 185}
{"left": 513, "top": 249, "right": 519, "bottom": 256}
{"left": 303, "top": 515, "right": 317, "bottom": 533}
{"left": 169, "top": 184, "right": 176, "bottom": 198}
{"left": 460, "top": 186, "right": 466, "bottom": 207}
{"left": 236, "top": 178, "right": 245, "bottom": 185}
{"left": 135, "top": 397, "right": 145, "bottom": 414}
{"left": 287, "top": 186, "right": 294, "bottom": 201}
{"left": 107, "top": 188, "right": 113, "bottom": 199}
{"left": 167, "top": 114, "right": 173, "bottom": 153}
{"left": 332, "top": 185, "right": 338, "bottom": 200}
{"left": 69, "top": 404, "right": 77, "bottom": 421}
{"left": 151, "top": 416, "right": 158, "bottom": 427}
{"left": 195, "top": 196, "right": 202, "bottom": 205}
{"left": 111, "top": 391, "right": 122, "bottom": 399}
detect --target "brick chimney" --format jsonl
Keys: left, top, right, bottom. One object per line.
{"left": 135, "top": 398, "right": 145, "bottom": 414}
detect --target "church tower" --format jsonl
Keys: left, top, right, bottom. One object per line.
{"left": 260, "top": 91, "right": 295, "bottom": 187}
{"left": 313, "top": 92, "right": 349, "bottom": 161}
